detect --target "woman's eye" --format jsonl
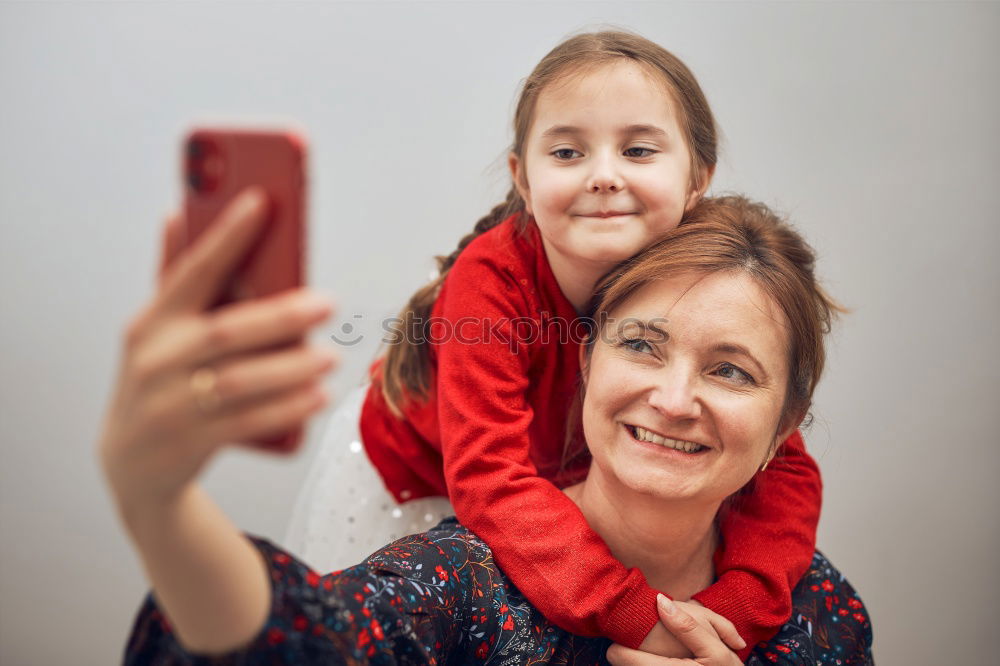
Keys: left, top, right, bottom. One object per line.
{"left": 621, "top": 338, "right": 654, "bottom": 354}
{"left": 624, "top": 146, "right": 657, "bottom": 158}
{"left": 552, "top": 148, "right": 582, "bottom": 160}
{"left": 715, "top": 363, "right": 755, "bottom": 386}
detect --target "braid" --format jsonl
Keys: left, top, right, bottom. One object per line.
{"left": 379, "top": 187, "right": 526, "bottom": 415}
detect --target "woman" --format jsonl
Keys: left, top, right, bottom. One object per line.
{"left": 101, "top": 192, "right": 872, "bottom": 664}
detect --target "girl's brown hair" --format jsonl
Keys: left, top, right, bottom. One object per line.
{"left": 379, "top": 30, "right": 719, "bottom": 413}
{"left": 572, "top": 195, "right": 844, "bottom": 466}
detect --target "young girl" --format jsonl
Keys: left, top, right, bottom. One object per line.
{"left": 290, "top": 30, "right": 822, "bottom": 659}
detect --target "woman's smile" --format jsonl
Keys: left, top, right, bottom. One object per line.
{"left": 623, "top": 423, "right": 708, "bottom": 454}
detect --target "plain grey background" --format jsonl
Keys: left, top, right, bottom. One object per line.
{"left": 2, "top": 1, "right": 998, "bottom": 664}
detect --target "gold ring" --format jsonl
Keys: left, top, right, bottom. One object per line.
{"left": 190, "top": 367, "right": 222, "bottom": 414}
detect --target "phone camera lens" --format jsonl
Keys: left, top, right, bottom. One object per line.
{"left": 185, "top": 136, "right": 223, "bottom": 195}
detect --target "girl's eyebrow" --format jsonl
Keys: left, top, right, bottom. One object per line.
{"left": 540, "top": 124, "right": 667, "bottom": 139}
{"left": 621, "top": 124, "right": 667, "bottom": 137}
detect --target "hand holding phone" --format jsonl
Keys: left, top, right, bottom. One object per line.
{"left": 101, "top": 189, "right": 335, "bottom": 526}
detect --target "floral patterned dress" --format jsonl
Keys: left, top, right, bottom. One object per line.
{"left": 124, "top": 518, "right": 872, "bottom": 665}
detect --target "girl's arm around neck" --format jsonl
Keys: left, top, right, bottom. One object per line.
{"left": 122, "top": 483, "right": 271, "bottom": 656}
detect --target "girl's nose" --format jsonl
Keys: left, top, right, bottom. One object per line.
{"left": 586, "top": 154, "right": 625, "bottom": 193}
{"left": 646, "top": 373, "right": 701, "bottom": 422}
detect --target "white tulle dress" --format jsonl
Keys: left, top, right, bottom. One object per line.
{"left": 283, "top": 385, "right": 454, "bottom": 573}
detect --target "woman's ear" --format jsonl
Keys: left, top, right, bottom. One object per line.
{"left": 771, "top": 405, "right": 808, "bottom": 461}
{"left": 684, "top": 163, "right": 715, "bottom": 212}
{"left": 508, "top": 153, "right": 532, "bottom": 215}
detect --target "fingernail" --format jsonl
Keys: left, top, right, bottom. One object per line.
{"left": 233, "top": 187, "right": 267, "bottom": 220}
{"left": 316, "top": 347, "right": 338, "bottom": 369}
{"left": 301, "top": 295, "right": 333, "bottom": 316}
{"left": 657, "top": 593, "right": 675, "bottom": 615}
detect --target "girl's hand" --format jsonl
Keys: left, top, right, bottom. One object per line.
{"left": 609, "top": 595, "right": 745, "bottom": 665}
{"left": 98, "top": 187, "right": 337, "bottom": 526}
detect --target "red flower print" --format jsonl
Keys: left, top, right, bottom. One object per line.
{"left": 853, "top": 612, "right": 866, "bottom": 623}
{"left": 765, "top": 652, "right": 778, "bottom": 662}
{"left": 306, "top": 571, "right": 320, "bottom": 587}
{"left": 499, "top": 604, "right": 508, "bottom": 613}
{"left": 825, "top": 596, "right": 833, "bottom": 612}
{"left": 838, "top": 608, "right": 849, "bottom": 616}
{"left": 821, "top": 579, "right": 834, "bottom": 592}
{"left": 273, "top": 553, "right": 290, "bottom": 566}
{"left": 503, "top": 615, "right": 515, "bottom": 630}
{"left": 324, "top": 578, "right": 333, "bottom": 591}
{"left": 357, "top": 628, "right": 371, "bottom": 647}
{"left": 354, "top": 592, "right": 364, "bottom": 603}
{"left": 810, "top": 584, "right": 819, "bottom": 592}
{"left": 476, "top": 641, "right": 489, "bottom": 658}
{"left": 434, "top": 565, "right": 450, "bottom": 582}
{"left": 371, "top": 618, "right": 385, "bottom": 641}
{"left": 776, "top": 645, "right": 791, "bottom": 654}
{"left": 293, "top": 615, "right": 308, "bottom": 632}
{"left": 266, "top": 628, "right": 286, "bottom": 646}
{"left": 848, "top": 598, "right": 863, "bottom": 609}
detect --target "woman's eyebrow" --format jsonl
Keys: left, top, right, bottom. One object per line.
{"left": 617, "top": 319, "right": 670, "bottom": 343}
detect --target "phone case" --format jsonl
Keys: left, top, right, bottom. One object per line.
{"left": 183, "top": 128, "right": 309, "bottom": 451}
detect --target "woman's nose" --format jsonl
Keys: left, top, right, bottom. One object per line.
{"left": 586, "top": 154, "right": 625, "bottom": 193}
{"left": 647, "top": 375, "right": 701, "bottom": 421}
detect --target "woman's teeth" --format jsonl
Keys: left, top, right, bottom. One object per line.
{"left": 631, "top": 426, "right": 705, "bottom": 453}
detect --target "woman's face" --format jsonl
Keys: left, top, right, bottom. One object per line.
{"left": 581, "top": 270, "right": 794, "bottom": 504}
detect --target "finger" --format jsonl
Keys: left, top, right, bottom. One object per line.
{"left": 130, "top": 289, "right": 334, "bottom": 386}
{"left": 157, "top": 211, "right": 185, "bottom": 284}
{"left": 206, "top": 344, "right": 338, "bottom": 410}
{"left": 156, "top": 187, "right": 270, "bottom": 316}
{"left": 705, "top": 612, "right": 745, "bottom": 652}
{"left": 207, "top": 379, "right": 328, "bottom": 447}
{"left": 605, "top": 643, "right": 693, "bottom": 666}
{"left": 656, "top": 595, "right": 717, "bottom": 658}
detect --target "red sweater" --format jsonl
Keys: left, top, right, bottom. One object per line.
{"left": 360, "top": 215, "right": 822, "bottom": 657}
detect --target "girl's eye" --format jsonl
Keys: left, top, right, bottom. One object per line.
{"left": 624, "top": 146, "right": 657, "bottom": 158}
{"left": 552, "top": 148, "right": 582, "bottom": 160}
{"left": 715, "top": 362, "right": 755, "bottom": 386}
{"left": 620, "top": 338, "right": 654, "bottom": 354}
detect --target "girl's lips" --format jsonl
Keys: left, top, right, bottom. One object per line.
{"left": 577, "top": 211, "right": 636, "bottom": 218}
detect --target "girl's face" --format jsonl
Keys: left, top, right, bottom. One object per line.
{"left": 581, "top": 270, "right": 797, "bottom": 505}
{"left": 510, "top": 60, "right": 709, "bottom": 271}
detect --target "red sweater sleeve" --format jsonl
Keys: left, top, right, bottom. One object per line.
{"left": 692, "top": 429, "right": 822, "bottom": 660}
{"left": 435, "top": 256, "right": 660, "bottom": 648}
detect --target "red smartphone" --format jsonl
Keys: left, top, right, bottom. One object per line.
{"left": 183, "top": 127, "right": 309, "bottom": 451}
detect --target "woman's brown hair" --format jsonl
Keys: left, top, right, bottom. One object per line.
{"left": 379, "top": 30, "right": 719, "bottom": 414}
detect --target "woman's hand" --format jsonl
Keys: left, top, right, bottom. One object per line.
{"left": 98, "top": 187, "right": 337, "bottom": 526}
{"left": 608, "top": 595, "right": 745, "bottom": 665}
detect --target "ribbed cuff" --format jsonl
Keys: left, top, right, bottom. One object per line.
{"left": 603, "top": 577, "right": 662, "bottom": 649}
{"left": 692, "top": 575, "right": 777, "bottom": 662}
